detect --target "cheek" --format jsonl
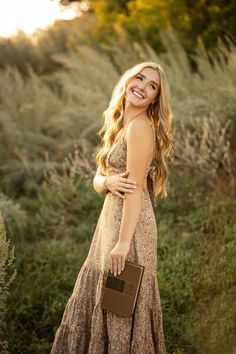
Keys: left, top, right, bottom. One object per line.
{"left": 147, "top": 89, "right": 157, "bottom": 101}
{"left": 125, "top": 82, "right": 133, "bottom": 94}
{"left": 127, "top": 78, "right": 139, "bottom": 90}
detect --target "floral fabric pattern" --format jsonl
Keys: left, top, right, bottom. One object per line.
{"left": 50, "top": 123, "right": 167, "bottom": 354}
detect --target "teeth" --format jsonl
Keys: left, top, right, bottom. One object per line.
{"left": 132, "top": 90, "right": 143, "bottom": 99}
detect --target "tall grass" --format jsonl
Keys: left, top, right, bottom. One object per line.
{"left": 0, "top": 14, "right": 97, "bottom": 75}
{"left": 0, "top": 22, "right": 235, "bottom": 353}
{"left": 0, "top": 27, "right": 235, "bottom": 199}
{"left": 188, "top": 198, "right": 236, "bottom": 354}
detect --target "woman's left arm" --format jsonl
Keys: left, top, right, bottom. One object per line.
{"left": 109, "top": 119, "right": 153, "bottom": 275}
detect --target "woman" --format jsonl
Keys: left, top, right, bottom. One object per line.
{"left": 51, "top": 62, "right": 174, "bottom": 354}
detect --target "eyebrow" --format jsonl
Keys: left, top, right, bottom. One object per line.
{"left": 137, "top": 73, "right": 159, "bottom": 88}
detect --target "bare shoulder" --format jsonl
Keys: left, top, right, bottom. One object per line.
{"left": 126, "top": 117, "right": 153, "bottom": 145}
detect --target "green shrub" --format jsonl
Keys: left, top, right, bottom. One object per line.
{"left": 156, "top": 170, "right": 205, "bottom": 353}
{"left": 6, "top": 238, "right": 90, "bottom": 354}
{"left": 0, "top": 21, "right": 235, "bottom": 354}
{"left": 32, "top": 149, "right": 103, "bottom": 243}
{"left": 0, "top": 214, "right": 16, "bottom": 353}
{"left": 188, "top": 198, "right": 236, "bottom": 354}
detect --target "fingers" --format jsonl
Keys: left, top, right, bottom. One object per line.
{"left": 120, "top": 171, "right": 136, "bottom": 183}
{"left": 121, "top": 259, "right": 125, "bottom": 272}
{"left": 116, "top": 179, "right": 136, "bottom": 194}
{"left": 113, "top": 257, "right": 118, "bottom": 276}
{"left": 113, "top": 185, "right": 136, "bottom": 197}
{"left": 110, "top": 256, "right": 123, "bottom": 276}
{"left": 117, "top": 257, "right": 122, "bottom": 276}
{"left": 121, "top": 178, "right": 137, "bottom": 189}
{"left": 114, "top": 191, "right": 126, "bottom": 199}
{"left": 119, "top": 175, "right": 137, "bottom": 193}
{"left": 121, "top": 178, "right": 136, "bottom": 185}
{"left": 109, "top": 255, "right": 113, "bottom": 274}
{"left": 120, "top": 171, "right": 129, "bottom": 176}
{"left": 119, "top": 183, "right": 137, "bottom": 193}
{"left": 111, "top": 171, "right": 137, "bottom": 198}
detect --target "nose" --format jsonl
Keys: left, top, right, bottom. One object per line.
{"left": 137, "top": 84, "right": 144, "bottom": 91}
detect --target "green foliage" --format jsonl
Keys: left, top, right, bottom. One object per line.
{"left": 174, "top": 112, "right": 232, "bottom": 177}
{"left": 156, "top": 171, "right": 206, "bottom": 353}
{"left": 0, "top": 16, "right": 235, "bottom": 353}
{"left": 0, "top": 193, "right": 27, "bottom": 239}
{"left": 6, "top": 238, "right": 90, "bottom": 354}
{"left": 0, "top": 214, "right": 16, "bottom": 353}
{"left": 1, "top": 30, "right": 235, "bottom": 199}
{"left": 156, "top": 170, "right": 236, "bottom": 353}
{"left": 0, "top": 65, "right": 67, "bottom": 195}
{"left": 0, "top": 32, "right": 43, "bottom": 75}
{"left": 0, "top": 15, "right": 96, "bottom": 75}
{"left": 188, "top": 198, "right": 236, "bottom": 354}
{"left": 5, "top": 166, "right": 236, "bottom": 353}
{"left": 0, "top": 50, "right": 117, "bottom": 195}
{"left": 33, "top": 149, "right": 103, "bottom": 243}
{"left": 90, "top": 0, "right": 236, "bottom": 55}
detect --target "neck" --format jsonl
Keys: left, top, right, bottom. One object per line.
{"left": 123, "top": 101, "right": 148, "bottom": 126}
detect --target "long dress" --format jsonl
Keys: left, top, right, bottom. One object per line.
{"left": 50, "top": 122, "right": 167, "bottom": 354}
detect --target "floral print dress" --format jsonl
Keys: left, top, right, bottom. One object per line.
{"left": 50, "top": 122, "right": 167, "bottom": 354}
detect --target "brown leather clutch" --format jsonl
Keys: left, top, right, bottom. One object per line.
{"left": 101, "top": 260, "right": 145, "bottom": 317}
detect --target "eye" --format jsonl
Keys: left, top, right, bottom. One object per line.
{"left": 150, "top": 84, "right": 156, "bottom": 90}
{"left": 136, "top": 74, "right": 143, "bottom": 80}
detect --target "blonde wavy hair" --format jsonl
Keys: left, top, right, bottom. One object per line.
{"left": 95, "top": 61, "right": 174, "bottom": 198}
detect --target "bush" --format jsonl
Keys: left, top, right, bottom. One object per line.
{"left": 0, "top": 213, "right": 16, "bottom": 353}
{"left": 6, "top": 238, "right": 90, "bottom": 354}
{"left": 1, "top": 22, "right": 235, "bottom": 354}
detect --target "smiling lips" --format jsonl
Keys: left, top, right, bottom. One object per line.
{"left": 132, "top": 88, "right": 145, "bottom": 99}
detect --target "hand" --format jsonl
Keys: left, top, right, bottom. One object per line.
{"left": 106, "top": 171, "right": 136, "bottom": 199}
{"left": 109, "top": 240, "right": 131, "bottom": 276}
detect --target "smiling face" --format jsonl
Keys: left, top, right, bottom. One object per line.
{"left": 125, "top": 67, "right": 160, "bottom": 109}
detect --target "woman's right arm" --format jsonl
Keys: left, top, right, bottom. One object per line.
{"left": 93, "top": 166, "right": 108, "bottom": 196}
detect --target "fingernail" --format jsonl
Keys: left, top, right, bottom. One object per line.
{"left": 114, "top": 273, "right": 117, "bottom": 276}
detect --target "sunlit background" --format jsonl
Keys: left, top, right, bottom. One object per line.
{"left": 0, "top": 0, "right": 82, "bottom": 37}
{"left": 0, "top": 0, "right": 235, "bottom": 353}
